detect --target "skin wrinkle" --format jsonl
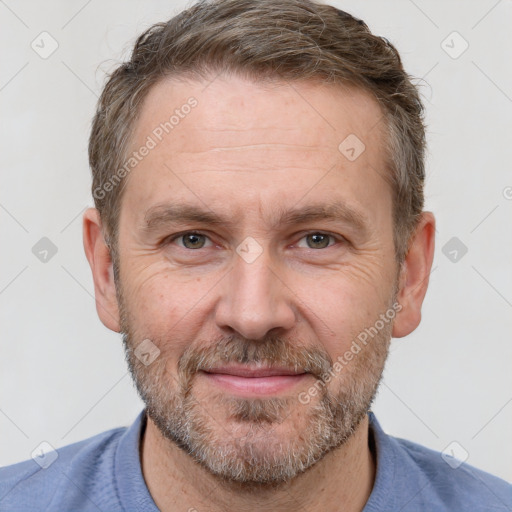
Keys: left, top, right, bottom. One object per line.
{"left": 84, "top": 73, "right": 435, "bottom": 512}
{"left": 170, "top": 155, "right": 343, "bottom": 176}
{"left": 178, "top": 167, "right": 328, "bottom": 174}
{"left": 124, "top": 76, "right": 391, "bottom": 506}
{"left": 140, "top": 200, "right": 372, "bottom": 241}
{"left": 171, "top": 146, "right": 341, "bottom": 174}
{"left": 187, "top": 143, "right": 333, "bottom": 151}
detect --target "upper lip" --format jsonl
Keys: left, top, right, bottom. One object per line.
{"left": 203, "top": 365, "right": 306, "bottom": 378}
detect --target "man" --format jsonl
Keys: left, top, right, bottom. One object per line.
{"left": 1, "top": 0, "right": 510, "bottom": 510}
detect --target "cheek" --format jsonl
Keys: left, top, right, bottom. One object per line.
{"left": 122, "top": 262, "right": 219, "bottom": 353}
{"left": 295, "top": 267, "right": 395, "bottom": 355}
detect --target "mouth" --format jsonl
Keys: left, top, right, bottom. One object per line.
{"left": 200, "top": 364, "right": 309, "bottom": 396}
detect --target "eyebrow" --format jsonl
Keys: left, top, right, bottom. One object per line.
{"left": 142, "top": 201, "right": 370, "bottom": 236}
{"left": 143, "top": 204, "right": 226, "bottom": 233}
{"left": 277, "top": 203, "right": 369, "bottom": 234}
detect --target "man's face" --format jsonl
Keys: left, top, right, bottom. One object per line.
{"left": 115, "top": 75, "right": 398, "bottom": 484}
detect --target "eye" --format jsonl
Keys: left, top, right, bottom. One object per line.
{"left": 171, "top": 232, "right": 213, "bottom": 249}
{"left": 297, "top": 232, "right": 337, "bottom": 249}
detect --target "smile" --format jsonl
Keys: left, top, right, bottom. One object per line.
{"left": 200, "top": 365, "right": 309, "bottom": 396}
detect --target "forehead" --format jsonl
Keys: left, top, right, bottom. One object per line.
{"left": 121, "top": 74, "right": 390, "bottom": 228}
{"left": 132, "top": 74, "right": 384, "bottom": 153}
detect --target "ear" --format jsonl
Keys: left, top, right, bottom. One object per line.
{"left": 82, "top": 208, "right": 121, "bottom": 332}
{"left": 392, "top": 212, "right": 435, "bottom": 338}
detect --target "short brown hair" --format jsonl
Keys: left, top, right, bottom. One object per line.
{"left": 89, "top": 0, "right": 426, "bottom": 266}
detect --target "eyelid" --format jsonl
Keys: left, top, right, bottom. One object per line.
{"left": 294, "top": 230, "right": 346, "bottom": 248}
{"left": 167, "top": 231, "right": 214, "bottom": 248}
{"left": 163, "top": 230, "right": 347, "bottom": 249}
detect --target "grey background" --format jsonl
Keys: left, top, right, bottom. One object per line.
{"left": 1, "top": 0, "right": 511, "bottom": 482}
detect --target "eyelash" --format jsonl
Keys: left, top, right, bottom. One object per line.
{"left": 166, "top": 231, "right": 345, "bottom": 250}
{"left": 167, "top": 231, "right": 214, "bottom": 249}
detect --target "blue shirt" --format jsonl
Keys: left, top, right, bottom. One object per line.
{"left": 1, "top": 410, "right": 510, "bottom": 511}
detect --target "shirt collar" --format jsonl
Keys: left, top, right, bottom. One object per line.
{"left": 114, "top": 410, "right": 159, "bottom": 511}
{"left": 115, "top": 409, "right": 396, "bottom": 511}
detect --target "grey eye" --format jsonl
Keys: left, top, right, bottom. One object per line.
{"left": 304, "top": 233, "right": 333, "bottom": 249}
{"left": 180, "top": 233, "right": 207, "bottom": 249}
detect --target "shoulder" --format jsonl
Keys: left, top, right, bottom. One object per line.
{"left": 392, "top": 433, "right": 512, "bottom": 509}
{"left": 367, "top": 413, "right": 512, "bottom": 511}
{"left": 0, "top": 427, "right": 126, "bottom": 512}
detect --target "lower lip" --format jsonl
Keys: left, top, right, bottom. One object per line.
{"left": 201, "top": 372, "right": 309, "bottom": 396}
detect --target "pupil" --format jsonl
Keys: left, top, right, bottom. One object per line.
{"left": 308, "top": 234, "right": 329, "bottom": 249}
{"left": 184, "top": 234, "right": 204, "bottom": 248}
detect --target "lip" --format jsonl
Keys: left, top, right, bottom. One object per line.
{"left": 201, "top": 365, "right": 309, "bottom": 396}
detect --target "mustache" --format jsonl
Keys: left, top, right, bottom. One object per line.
{"left": 177, "top": 335, "right": 333, "bottom": 387}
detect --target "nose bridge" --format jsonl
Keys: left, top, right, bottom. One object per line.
{"left": 215, "top": 240, "right": 295, "bottom": 339}
{"left": 234, "top": 248, "right": 274, "bottom": 305}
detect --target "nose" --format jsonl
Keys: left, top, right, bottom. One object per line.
{"left": 214, "top": 244, "right": 296, "bottom": 340}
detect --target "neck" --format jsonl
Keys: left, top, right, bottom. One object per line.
{"left": 141, "top": 414, "right": 376, "bottom": 512}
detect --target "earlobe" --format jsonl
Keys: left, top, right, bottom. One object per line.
{"left": 392, "top": 212, "right": 436, "bottom": 338}
{"left": 82, "top": 208, "right": 121, "bottom": 333}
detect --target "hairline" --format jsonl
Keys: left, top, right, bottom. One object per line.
{"left": 106, "top": 70, "right": 403, "bottom": 260}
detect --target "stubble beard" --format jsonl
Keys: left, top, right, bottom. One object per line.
{"left": 116, "top": 274, "right": 393, "bottom": 487}
{"left": 121, "top": 333, "right": 391, "bottom": 486}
